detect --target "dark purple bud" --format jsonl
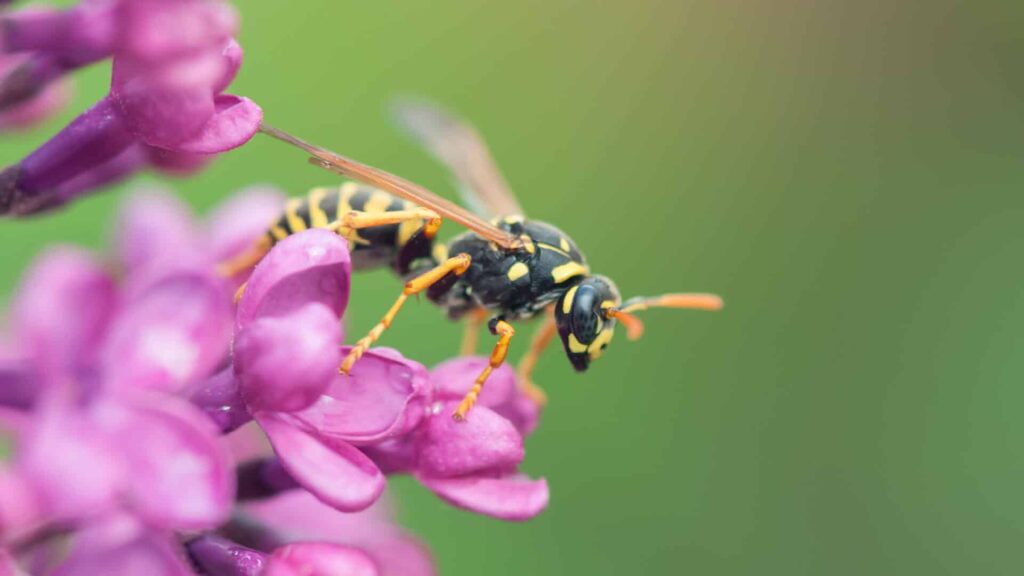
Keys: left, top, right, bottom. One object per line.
{"left": 190, "top": 368, "right": 253, "bottom": 434}
{"left": 0, "top": 96, "right": 135, "bottom": 215}
{"left": 236, "top": 458, "right": 300, "bottom": 501}
{"left": 187, "top": 535, "right": 267, "bottom": 576}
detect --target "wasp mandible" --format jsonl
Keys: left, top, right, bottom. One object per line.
{"left": 219, "top": 101, "right": 723, "bottom": 421}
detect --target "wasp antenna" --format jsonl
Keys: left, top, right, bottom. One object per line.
{"left": 619, "top": 293, "right": 724, "bottom": 314}
{"left": 606, "top": 309, "right": 645, "bottom": 341}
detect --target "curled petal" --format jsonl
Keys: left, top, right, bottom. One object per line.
{"left": 102, "top": 271, "right": 232, "bottom": 394}
{"left": 205, "top": 184, "right": 285, "bottom": 264}
{"left": 236, "top": 229, "right": 351, "bottom": 329}
{"left": 264, "top": 543, "right": 378, "bottom": 576}
{"left": 12, "top": 248, "right": 118, "bottom": 384}
{"left": 257, "top": 412, "right": 384, "bottom": 512}
{"left": 215, "top": 39, "right": 244, "bottom": 94}
{"left": 172, "top": 94, "right": 262, "bottom": 153}
{"left": 235, "top": 304, "right": 341, "bottom": 413}
{"left": 288, "top": 348, "right": 429, "bottom": 445}
{"left": 103, "top": 397, "right": 234, "bottom": 529}
{"left": 115, "top": 187, "right": 198, "bottom": 276}
{"left": 417, "top": 473, "right": 549, "bottom": 522}
{"left": 416, "top": 403, "right": 523, "bottom": 478}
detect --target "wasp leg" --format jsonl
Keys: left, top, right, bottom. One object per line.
{"left": 216, "top": 236, "right": 273, "bottom": 278}
{"left": 516, "top": 313, "right": 555, "bottom": 407}
{"left": 341, "top": 254, "right": 472, "bottom": 374}
{"left": 333, "top": 208, "right": 439, "bottom": 250}
{"left": 460, "top": 309, "right": 489, "bottom": 356}
{"left": 454, "top": 319, "right": 515, "bottom": 422}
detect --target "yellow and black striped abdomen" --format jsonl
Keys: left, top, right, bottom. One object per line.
{"left": 265, "top": 182, "right": 429, "bottom": 270}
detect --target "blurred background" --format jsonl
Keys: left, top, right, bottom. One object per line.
{"left": 2, "top": 1, "right": 1024, "bottom": 574}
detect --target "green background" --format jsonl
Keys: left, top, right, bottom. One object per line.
{"left": 3, "top": 1, "right": 1024, "bottom": 574}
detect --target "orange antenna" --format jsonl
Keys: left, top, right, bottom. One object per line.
{"left": 608, "top": 293, "right": 723, "bottom": 341}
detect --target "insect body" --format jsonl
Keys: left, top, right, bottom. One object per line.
{"left": 238, "top": 103, "right": 723, "bottom": 421}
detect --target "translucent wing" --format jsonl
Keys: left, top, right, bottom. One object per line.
{"left": 392, "top": 99, "right": 525, "bottom": 218}
{"left": 259, "top": 125, "right": 522, "bottom": 250}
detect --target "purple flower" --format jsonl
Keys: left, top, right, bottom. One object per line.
{"left": 0, "top": 0, "right": 261, "bottom": 215}
{"left": 194, "top": 229, "right": 432, "bottom": 513}
{"left": 366, "top": 358, "right": 549, "bottom": 521}
{"left": 241, "top": 491, "right": 435, "bottom": 576}
{"left": 0, "top": 54, "right": 71, "bottom": 130}
{"left": 189, "top": 535, "right": 379, "bottom": 576}
{"left": 0, "top": 393, "right": 234, "bottom": 541}
{"left": 1, "top": 246, "right": 232, "bottom": 401}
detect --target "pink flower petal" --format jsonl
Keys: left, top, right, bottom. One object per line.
{"left": 430, "top": 357, "right": 515, "bottom": 408}
{"left": 417, "top": 473, "right": 549, "bottom": 522}
{"left": 11, "top": 248, "right": 118, "bottom": 382}
{"left": 205, "top": 185, "right": 285, "bottom": 265}
{"left": 288, "top": 348, "right": 429, "bottom": 445}
{"left": 103, "top": 397, "right": 233, "bottom": 529}
{"left": 112, "top": 75, "right": 215, "bottom": 149}
{"left": 264, "top": 543, "right": 378, "bottom": 576}
{"left": 115, "top": 187, "right": 198, "bottom": 276}
{"left": 0, "top": 467, "right": 42, "bottom": 543}
{"left": 416, "top": 403, "right": 523, "bottom": 478}
{"left": 52, "top": 519, "right": 192, "bottom": 576}
{"left": 18, "top": 399, "right": 121, "bottom": 521}
{"left": 173, "top": 94, "right": 262, "bottom": 154}
{"left": 235, "top": 304, "right": 341, "bottom": 413}
{"left": 431, "top": 357, "right": 540, "bottom": 436}
{"left": 257, "top": 412, "right": 384, "bottom": 512}
{"left": 102, "top": 271, "right": 232, "bottom": 394}
{"left": 145, "top": 146, "right": 211, "bottom": 175}
{"left": 117, "top": 0, "right": 238, "bottom": 63}
{"left": 242, "top": 492, "right": 437, "bottom": 576}
{"left": 214, "top": 38, "right": 244, "bottom": 94}
{"left": 236, "top": 229, "right": 351, "bottom": 330}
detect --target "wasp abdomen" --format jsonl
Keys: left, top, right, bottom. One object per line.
{"left": 264, "top": 183, "right": 431, "bottom": 270}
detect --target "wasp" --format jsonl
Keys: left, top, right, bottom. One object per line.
{"left": 220, "top": 102, "right": 723, "bottom": 421}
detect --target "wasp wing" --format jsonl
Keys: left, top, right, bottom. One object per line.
{"left": 392, "top": 99, "right": 525, "bottom": 218}
{"left": 260, "top": 125, "right": 522, "bottom": 250}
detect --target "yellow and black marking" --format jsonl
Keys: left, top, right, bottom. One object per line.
{"left": 259, "top": 183, "right": 436, "bottom": 273}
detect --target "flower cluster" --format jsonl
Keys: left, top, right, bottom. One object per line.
{"left": 0, "top": 187, "right": 548, "bottom": 575}
{"left": 0, "top": 0, "right": 262, "bottom": 215}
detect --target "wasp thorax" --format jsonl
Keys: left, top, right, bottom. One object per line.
{"left": 555, "top": 275, "right": 621, "bottom": 372}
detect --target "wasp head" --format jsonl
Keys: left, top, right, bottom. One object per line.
{"left": 554, "top": 275, "right": 621, "bottom": 372}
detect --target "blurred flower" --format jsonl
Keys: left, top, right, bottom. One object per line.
{"left": 0, "top": 392, "right": 234, "bottom": 543}
{"left": 241, "top": 491, "right": 435, "bottom": 576}
{"left": 0, "top": 0, "right": 261, "bottom": 215}
{"left": 0, "top": 55, "right": 71, "bottom": 130}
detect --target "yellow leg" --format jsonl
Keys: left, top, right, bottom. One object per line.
{"left": 516, "top": 314, "right": 555, "bottom": 406}
{"left": 216, "top": 236, "right": 272, "bottom": 278}
{"left": 460, "top": 309, "right": 488, "bottom": 356}
{"left": 454, "top": 320, "right": 515, "bottom": 422}
{"left": 341, "top": 208, "right": 441, "bottom": 237}
{"left": 341, "top": 254, "right": 472, "bottom": 374}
